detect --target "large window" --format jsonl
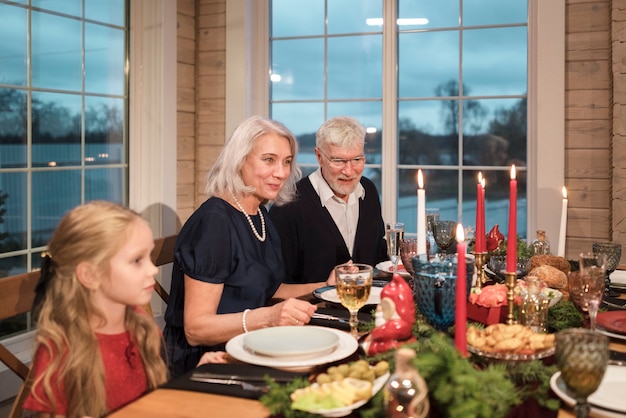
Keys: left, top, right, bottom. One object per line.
{"left": 0, "top": 0, "right": 128, "bottom": 338}
{"left": 268, "top": 0, "right": 530, "bottom": 239}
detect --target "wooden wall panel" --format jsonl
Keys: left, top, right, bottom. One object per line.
{"left": 565, "top": 119, "right": 610, "bottom": 148}
{"left": 172, "top": 0, "right": 624, "bottom": 261}
{"left": 176, "top": 1, "right": 197, "bottom": 221}
{"left": 563, "top": 0, "right": 613, "bottom": 260}
{"left": 612, "top": 2, "right": 626, "bottom": 262}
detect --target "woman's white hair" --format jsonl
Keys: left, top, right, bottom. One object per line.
{"left": 205, "top": 115, "right": 302, "bottom": 205}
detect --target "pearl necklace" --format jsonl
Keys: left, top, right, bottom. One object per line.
{"left": 231, "top": 194, "right": 266, "bottom": 242}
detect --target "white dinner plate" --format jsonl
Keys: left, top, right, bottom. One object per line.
{"left": 243, "top": 326, "right": 339, "bottom": 360}
{"left": 550, "top": 365, "right": 626, "bottom": 417}
{"left": 596, "top": 326, "right": 626, "bottom": 342}
{"left": 226, "top": 326, "right": 358, "bottom": 372}
{"left": 375, "top": 261, "right": 411, "bottom": 278}
{"left": 314, "top": 285, "right": 382, "bottom": 306}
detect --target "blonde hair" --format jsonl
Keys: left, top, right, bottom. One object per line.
{"left": 205, "top": 115, "right": 302, "bottom": 205}
{"left": 31, "top": 201, "right": 168, "bottom": 418}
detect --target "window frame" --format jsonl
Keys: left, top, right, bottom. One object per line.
{"left": 0, "top": 0, "right": 177, "bottom": 392}
{"left": 226, "top": 0, "right": 565, "bottom": 248}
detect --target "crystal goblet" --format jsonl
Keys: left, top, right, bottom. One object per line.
{"left": 487, "top": 255, "right": 531, "bottom": 282}
{"left": 432, "top": 220, "right": 457, "bottom": 255}
{"left": 400, "top": 238, "right": 417, "bottom": 276}
{"left": 592, "top": 241, "right": 622, "bottom": 296}
{"left": 579, "top": 252, "right": 606, "bottom": 331}
{"left": 555, "top": 328, "right": 609, "bottom": 418}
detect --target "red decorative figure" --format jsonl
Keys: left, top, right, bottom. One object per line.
{"left": 362, "top": 274, "right": 416, "bottom": 355}
{"left": 486, "top": 224, "right": 504, "bottom": 252}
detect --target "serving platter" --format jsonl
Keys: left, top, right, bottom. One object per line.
{"left": 467, "top": 343, "right": 555, "bottom": 362}
{"left": 226, "top": 326, "right": 358, "bottom": 372}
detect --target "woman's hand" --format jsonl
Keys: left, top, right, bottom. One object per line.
{"left": 268, "top": 298, "right": 317, "bottom": 327}
{"left": 196, "top": 351, "right": 228, "bottom": 366}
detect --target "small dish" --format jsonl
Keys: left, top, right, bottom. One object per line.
{"left": 243, "top": 326, "right": 339, "bottom": 359}
{"left": 298, "top": 372, "right": 390, "bottom": 417}
{"left": 375, "top": 261, "right": 412, "bottom": 278}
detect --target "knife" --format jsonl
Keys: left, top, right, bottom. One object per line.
{"left": 189, "top": 376, "right": 269, "bottom": 392}
{"left": 190, "top": 371, "right": 296, "bottom": 383}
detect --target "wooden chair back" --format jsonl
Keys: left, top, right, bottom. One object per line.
{"left": 0, "top": 270, "right": 39, "bottom": 418}
{"left": 0, "top": 234, "right": 176, "bottom": 417}
{"left": 149, "top": 234, "right": 177, "bottom": 305}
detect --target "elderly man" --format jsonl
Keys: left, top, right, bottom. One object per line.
{"left": 269, "top": 116, "right": 388, "bottom": 284}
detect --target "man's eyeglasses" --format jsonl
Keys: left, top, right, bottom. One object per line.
{"left": 318, "top": 149, "right": 366, "bottom": 169}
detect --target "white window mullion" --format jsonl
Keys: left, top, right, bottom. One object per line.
{"left": 381, "top": 0, "right": 398, "bottom": 223}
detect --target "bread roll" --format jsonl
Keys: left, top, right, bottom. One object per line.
{"left": 530, "top": 254, "right": 571, "bottom": 274}
{"left": 529, "top": 265, "right": 568, "bottom": 289}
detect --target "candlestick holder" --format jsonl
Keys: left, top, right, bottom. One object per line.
{"left": 472, "top": 252, "right": 488, "bottom": 288}
{"left": 504, "top": 271, "right": 517, "bottom": 325}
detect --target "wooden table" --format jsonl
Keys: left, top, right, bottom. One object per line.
{"left": 106, "top": 386, "right": 594, "bottom": 418}
{"left": 109, "top": 337, "right": 626, "bottom": 418}
{"left": 110, "top": 287, "right": 626, "bottom": 418}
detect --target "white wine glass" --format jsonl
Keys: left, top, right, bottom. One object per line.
{"left": 334, "top": 263, "right": 373, "bottom": 338}
{"left": 386, "top": 222, "right": 405, "bottom": 273}
{"left": 579, "top": 252, "right": 607, "bottom": 331}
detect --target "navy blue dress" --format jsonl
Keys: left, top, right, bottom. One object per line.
{"left": 163, "top": 197, "right": 284, "bottom": 376}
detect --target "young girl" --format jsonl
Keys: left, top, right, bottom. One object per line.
{"left": 24, "top": 201, "right": 169, "bottom": 417}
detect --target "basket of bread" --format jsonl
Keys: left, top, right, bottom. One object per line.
{"left": 466, "top": 323, "right": 555, "bottom": 361}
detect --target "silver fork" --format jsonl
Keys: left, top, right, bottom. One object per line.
{"left": 189, "top": 376, "right": 269, "bottom": 392}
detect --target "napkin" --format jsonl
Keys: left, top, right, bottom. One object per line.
{"left": 162, "top": 363, "right": 308, "bottom": 399}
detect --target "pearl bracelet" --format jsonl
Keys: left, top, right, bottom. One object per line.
{"left": 242, "top": 309, "right": 251, "bottom": 333}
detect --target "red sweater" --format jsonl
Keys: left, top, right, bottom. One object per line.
{"left": 24, "top": 331, "right": 148, "bottom": 415}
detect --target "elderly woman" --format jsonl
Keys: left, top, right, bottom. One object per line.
{"left": 164, "top": 116, "right": 333, "bottom": 376}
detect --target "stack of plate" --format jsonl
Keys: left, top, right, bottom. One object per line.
{"left": 226, "top": 326, "right": 358, "bottom": 372}
{"left": 610, "top": 270, "right": 626, "bottom": 292}
{"left": 551, "top": 365, "right": 626, "bottom": 417}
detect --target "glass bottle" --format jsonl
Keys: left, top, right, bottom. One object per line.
{"left": 520, "top": 275, "right": 549, "bottom": 333}
{"left": 531, "top": 230, "right": 551, "bottom": 255}
{"left": 384, "top": 348, "right": 429, "bottom": 418}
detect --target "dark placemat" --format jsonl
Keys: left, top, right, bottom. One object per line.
{"left": 162, "top": 362, "right": 308, "bottom": 399}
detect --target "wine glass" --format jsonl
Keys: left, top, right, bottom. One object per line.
{"left": 592, "top": 241, "right": 622, "bottom": 297}
{"left": 334, "top": 263, "right": 373, "bottom": 337}
{"left": 432, "top": 220, "right": 457, "bottom": 255}
{"left": 386, "top": 222, "right": 405, "bottom": 273}
{"left": 579, "top": 252, "right": 607, "bottom": 331}
{"left": 555, "top": 328, "right": 609, "bottom": 418}
{"left": 426, "top": 208, "right": 440, "bottom": 256}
